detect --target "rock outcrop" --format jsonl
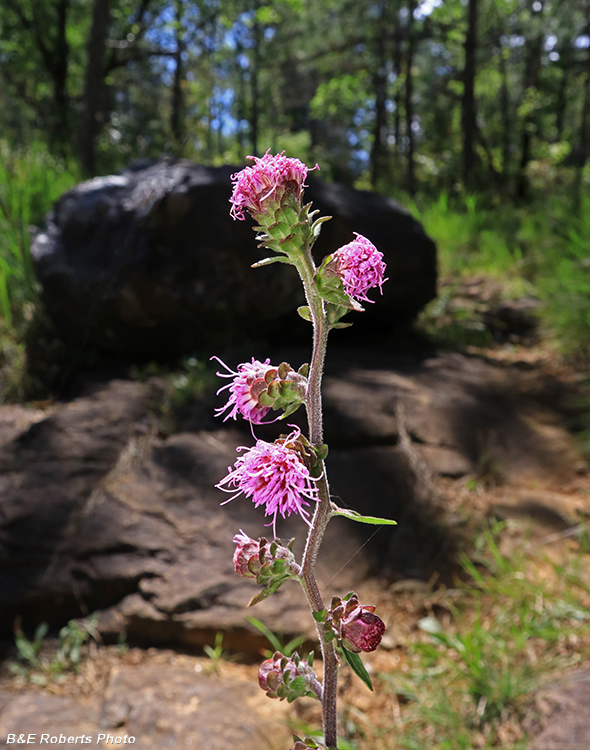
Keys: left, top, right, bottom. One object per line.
{"left": 0, "top": 348, "right": 582, "bottom": 648}
{"left": 30, "top": 161, "right": 437, "bottom": 358}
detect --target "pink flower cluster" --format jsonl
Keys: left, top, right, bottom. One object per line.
{"left": 229, "top": 150, "right": 317, "bottom": 220}
{"left": 211, "top": 356, "right": 275, "bottom": 424}
{"left": 333, "top": 233, "right": 387, "bottom": 303}
{"left": 216, "top": 430, "right": 319, "bottom": 537}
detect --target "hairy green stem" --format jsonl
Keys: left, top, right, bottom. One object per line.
{"left": 296, "top": 246, "right": 339, "bottom": 750}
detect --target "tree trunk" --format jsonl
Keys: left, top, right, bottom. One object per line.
{"left": 370, "top": 1, "right": 388, "bottom": 189}
{"left": 555, "top": 37, "right": 571, "bottom": 142}
{"left": 77, "top": 0, "right": 111, "bottom": 176}
{"left": 250, "top": 3, "right": 261, "bottom": 156}
{"left": 499, "top": 44, "right": 511, "bottom": 186}
{"left": 462, "top": 0, "right": 478, "bottom": 190}
{"left": 405, "top": 0, "right": 416, "bottom": 195}
{"left": 393, "top": 4, "right": 403, "bottom": 157}
{"left": 574, "top": 3, "right": 590, "bottom": 213}
{"left": 53, "top": 0, "right": 71, "bottom": 147}
{"left": 516, "top": 1, "right": 543, "bottom": 200}
{"left": 171, "top": 0, "right": 184, "bottom": 147}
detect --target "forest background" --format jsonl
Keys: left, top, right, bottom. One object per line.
{"left": 1, "top": 4, "right": 590, "bottom": 749}
{"left": 0, "top": 0, "right": 590, "bottom": 382}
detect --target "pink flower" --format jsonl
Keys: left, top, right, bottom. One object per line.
{"left": 216, "top": 430, "right": 319, "bottom": 537}
{"left": 211, "top": 356, "right": 277, "bottom": 424}
{"left": 332, "top": 233, "right": 387, "bottom": 303}
{"left": 230, "top": 150, "right": 317, "bottom": 220}
{"left": 342, "top": 606, "right": 385, "bottom": 653}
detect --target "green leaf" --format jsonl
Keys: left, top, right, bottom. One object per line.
{"left": 341, "top": 646, "right": 373, "bottom": 691}
{"left": 297, "top": 305, "right": 312, "bottom": 321}
{"left": 251, "top": 256, "right": 293, "bottom": 268}
{"left": 277, "top": 401, "right": 303, "bottom": 420}
{"left": 246, "top": 615, "right": 283, "bottom": 652}
{"left": 309, "top": 444, "right": 327, "bottom": 462}
{"left": 313, "top": 609, "right": 328, "bottom": 623}
{"left": 311, "top": 215, "right": 332, "bottom": 237}
{"left": 331, "top": 508, "right": 397, "bottom": 526}
{"left": 247, "top": 576, "right": 289, "bottom": 607}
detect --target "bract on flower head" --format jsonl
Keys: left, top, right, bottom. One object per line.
{"left": 332, "top": 233, "right": 388, "bottom": 303}
{"left": 216, "top": 428, "right": 319, "bottom": 538}
{"left": 230, "top": 150, "right": 317, "bottom": 220}
{"left": 211, "top": 356, "right": 276, "bottom": 424}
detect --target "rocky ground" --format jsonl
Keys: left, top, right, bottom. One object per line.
{"left": 1, "top": 277, "right": 589, "bottom": 749}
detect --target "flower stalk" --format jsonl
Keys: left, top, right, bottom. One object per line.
{"left": 215, "top": 151, "right": 390, "bottom": 750}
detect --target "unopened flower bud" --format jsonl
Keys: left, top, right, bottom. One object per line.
{"left": 258, "top": 651, "right": 322, "bottom": 702}
{"left": 232, "top": 530, "right": 262, "bottom": 579}
{"left": 342, "top": 608, "right": 385, "bottom": 653}
{"left": 291, "top": 741, "right": 326, "bottom": 750}
{"left": 324, "top": 593, "right": 385, "bottom": 653}
{"left": 232, "top": 531, "right": 300, "bottom": 585}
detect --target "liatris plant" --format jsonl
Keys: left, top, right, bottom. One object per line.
{"left": 213, "top": 151, "right": 396, "bottom": 750}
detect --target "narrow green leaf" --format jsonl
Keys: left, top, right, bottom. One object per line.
{"left": 331, "top": 508, "right": 397, "bottom": 526}
{"left": 311, "top": 215, "right": 332, "bottom": 237}
{"left": 246, "top": 615, "right": 283, "bottom": 652}
{"left": 341, "top": 646, "right": 373, "bottom": 691}
{"left": 247, "top": 576, "right": 289, "bottom": 607}
{"left": 251, "top": 256, "right": 292, "bottom": 268}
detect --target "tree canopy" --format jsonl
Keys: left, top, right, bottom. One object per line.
{"left": 0, "top": 0, "right": 588, "bottom": 198}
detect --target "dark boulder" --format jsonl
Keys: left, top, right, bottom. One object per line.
{"left": 30, "top": 160, "right": 436, "bottom": 359}
{"left": 0, "top": 349, "right": 581, "bottom": 646}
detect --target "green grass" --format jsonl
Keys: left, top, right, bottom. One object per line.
{"left": 0, "top": 141, "right": 78, "bottom": 328}
{"left": 9, "top": 615, "right": 99, "bottom": 686}
{"left": 0, "top": 142, "right": 78, "bottom": 402}
{"left": 402, "top": 190, "right": 590, "bottom": 360}
{"left": 376, "top": 524, "right": 590, "bottom": 750}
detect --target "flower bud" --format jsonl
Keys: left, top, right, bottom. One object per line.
{"left": 342, "top": 609, "right": 385, "bottom": 653}
{"left": 232, "top": 531, "right": 300, "bottom": 583}
{"left": 323, "top": 593, "right": 385, "bottom": 653}
{"left": 232, "top": 530, "right": 262, "bottom": 579}
{"left": 258, "top": 651, "right": 322, "bottom": 702}
{"left": 291, "top": 740, "right": 326, "bottom": 750}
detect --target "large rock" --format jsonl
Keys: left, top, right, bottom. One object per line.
{"left": 0, "top": 656, "right": 293, "bottom": 750}
{"left": 0, "top": 349, "right": 583, "bottom": 648}
{"left": 527, "top": 670, "right": 590, "bottom": 750}
{"left": 30, "top": 161, "right": 436, "bottom": 358}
